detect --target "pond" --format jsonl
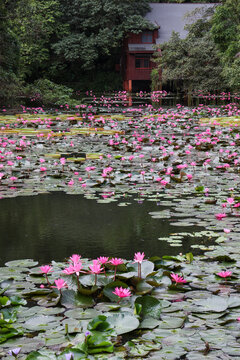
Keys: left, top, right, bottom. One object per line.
{"left": 0, "top": 192, "right": 206, "bottom": 266}
{"left": 1, "top": 98, "right": 240, "bottom": 359}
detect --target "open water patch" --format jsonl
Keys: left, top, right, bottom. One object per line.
{"left": 0, "top": 192, "right": 211, "bottom": 266}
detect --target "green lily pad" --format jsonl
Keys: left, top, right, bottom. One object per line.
{"left": 23, "top": 315, "right": 58, "bottom": 331}
{"left": 135, "top": 295, "right": 162, "bottom": 319}
{"left": 194, "top": 296, "right": 228, "bottom": 312}
{"left": 107, "top": 313, "right": 139, "bottom": 335}
{"left": 60, "top": 290, "right": 94, "bottom": 308}
{"left": 5, "top": 259, "right": 38, "bottom": 268}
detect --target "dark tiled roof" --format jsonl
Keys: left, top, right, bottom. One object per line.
{"left": 146, "top": 3, "right": 217, "bottom": 44}
{"left": 128, "top": 44, "right": 154, "bottom": 52}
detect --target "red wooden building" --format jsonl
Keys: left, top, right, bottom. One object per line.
{"left": 122, "top": 29, "right": 159, "bottom": 92}
{"left": 121, "top": 3, "right": 216, "bottom": 92}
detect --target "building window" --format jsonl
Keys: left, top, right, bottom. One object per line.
{"left": 135, "top": 55, "right": 151, "bottom": 69}
{"left": 141, "top": 31, "right": 153, "bottom": 43}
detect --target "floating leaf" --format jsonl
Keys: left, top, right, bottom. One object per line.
{"left": 135, "top": 295, "right": 162, "bottom": 319}
{"left": 61, "top": 290, "right": 94, "bottom": 308}
{"left": 107, "top": 313, "right": 139, "bottom": 335}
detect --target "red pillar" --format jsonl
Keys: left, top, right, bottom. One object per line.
{"left": 128, "top": 80, "right": 132, "bottom": 93}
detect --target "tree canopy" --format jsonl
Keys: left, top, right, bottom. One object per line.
{"left": 152, "top": 5, "right": 232, "bottom": 93}
{"left": 53, "top": 0, "right": 154, "bottom": 70}
{"left": 211, "top": 0, "right": 240, "bottom": 89}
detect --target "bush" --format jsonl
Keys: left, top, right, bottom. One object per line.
{"left": 0, "top": 68, "right": 22, "bottom": 105}
{"left": 26, "top": 79, "right": 75, "bottom": 106}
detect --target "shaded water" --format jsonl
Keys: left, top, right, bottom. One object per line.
{"left": 0, "top": 192, "right": 206, "bottom": 266}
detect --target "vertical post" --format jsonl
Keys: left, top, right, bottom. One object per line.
{"left": 128, "top": 80, "right": 132, "bottom": 93}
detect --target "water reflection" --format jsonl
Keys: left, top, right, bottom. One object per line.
{"left": 0, "top": 192, "right": 203, "bottom": 265}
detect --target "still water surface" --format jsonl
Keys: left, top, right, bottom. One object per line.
{"left": 0, "top": 192, "right": 203, "bottom": 266}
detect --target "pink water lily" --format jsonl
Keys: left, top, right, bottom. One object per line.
{"left": 227, "top": 197, "right": 234, "bottom": 205}
{"left": 171, "top": 273, "right": 187, "bottom": 284}
{"left": 89, "top": 260, "right": 104, "bottom": 285}
{"left": 109, "top": 257, "right": 124, "bottom": 280}
{"left": 97, "top": 256, "right": 109, "bottom": 264}
{"left": 217, "top": 270, "right": 232, "bottom": 278}
{"left": 40, "top": 265, "right": 53, "bottom": 285}
{"left": 40, "top": 265, "right": 53, "bottom": 274}
{"left": 52, "top": 278, "right": 68, "bottom": 291}
{"left": 69, "top": 254, "right": 81, "bottom": 264}
{"left": 134, "top": 252, "right": 145, "bottom": 263}
{"left": 113, "top": 286, "right": 131, "bottom": 303}
{"left": 215, "top": 213, "right": 227, "bottom": 220}
{"left": 109, "top": 257, "right": 124, "bottom": 266}
{"left": 134, "top": 252, "right": 145, "bottom": 279}
{"left": 97, "top": 256, "right": 109, "bottom": 276}
{"left": 63, "top": 262, "right": 83, "bottom": 276}
{"left": 89, "top": 260, "right": 103, "bottom": 274}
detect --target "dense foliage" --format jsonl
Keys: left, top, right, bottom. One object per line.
{"left": 211, "top": 0, "right": 240, "bottom": 89}
{"left": 0, "top": 0, "right": 239, "bottom": 103}
{"left": 0, "top": 1, "right": 21, "bottom": 101}
{"left": 0, "top": 0, "right": 151, "bottom": 103}
{"left": 152, "top": 2, "right": 239, "bottom": 93}
{"left": 151, "top": 0, "right": 219, "bottom": 2}
{"left": 54, "top": 0, "right": 153, "bottom": 71}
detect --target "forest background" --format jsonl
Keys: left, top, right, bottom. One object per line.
{"left": 0, "top": 0, "right": 239, "bottom": 106}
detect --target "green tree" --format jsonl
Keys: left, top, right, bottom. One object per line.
{"left": 211, "top": 0, "right": 240, "bottom": 89}
{"left": 14, "top": 0, "right": 68, "bottom": 81}
{"left": 152, "top": 7, "right": 227, "bottom": 93}
{"left": 0, "top": 0, "right": 21, "bottom": 102}
{"left": 53, "top": 0, "right": 154, "bottom": 71}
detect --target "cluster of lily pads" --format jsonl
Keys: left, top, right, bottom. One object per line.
{"left": 1, "top": 246, "right": 240, "bottom": 360}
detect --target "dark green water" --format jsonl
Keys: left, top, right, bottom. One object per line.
{"left": 0, "top": 192, "right": 204, "bottom": 266}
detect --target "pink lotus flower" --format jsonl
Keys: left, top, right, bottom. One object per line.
{"left": 113, "top": 286, "right": 131, "bottom": 302}
{"left": 215, "top": 213, "right": 227, "bottom": 220}
{"left": 134, "top": 252, "right": 145, "bottom": 279}
{"left": 60, "top": 157, "right": 66, "bottom": 165}
{"left": 109, "top": 258, "right": 124, "bottom": 266}
{"left": 97, "top": 256, "right": 109, "bottom": 264}
{"left": 89, "top": 260, "right": 103, "bottom": 285}
{"left": 134, "top": 252, "right": 145, "bottom": 264}
{"left": 89, "top": 260, "right": 103, "bottom": 274}
{"left": 171, "top": 273, "right": 187, "bottom": 284}
{"left": 160, "top": 180, "right": 168, "bottom": 186}
{"left": 217, "top": 271, "right": 232, "bottom": 278}
{"left": 223, "top": 228, "right": 231, "bottom": 233}
{"left": 40, "top": 266, "right": 53, "bottom": 286}
{"left": 40, "top": 265, "right": 53, "bottom": 274}
{"left": 227, "top": 197, "right": 234, "bottom": 205}
{"left": 69, "top": 254, "right": 81, "bottom": 264}
{"left": 63, "top": 262, "right": 83, "bottom": 276}
{"left": 109, "top": 257, "right": 124, "bottom": 280}
{"left": 68, "top": 179, "right": 74, "bottom": 186}
{"left": 97, "top": 256, "right": 109, "bottom": 276}
{"left": 52, "top": 278, "right": 68, "bottom": 291}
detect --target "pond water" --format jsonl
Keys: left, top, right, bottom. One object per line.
{"left": 0, "top": 192, "right": 206, "bottom": 266}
